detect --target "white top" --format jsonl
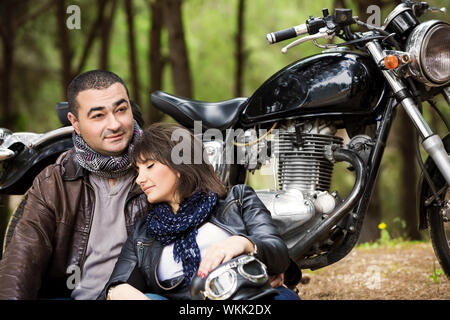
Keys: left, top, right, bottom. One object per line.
{"left": 157, "top": 222, "right": 232, "bottom": 281}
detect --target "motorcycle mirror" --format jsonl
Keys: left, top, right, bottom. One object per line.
{"left": 56, "top": 102, "right": 71, "bottom": 127}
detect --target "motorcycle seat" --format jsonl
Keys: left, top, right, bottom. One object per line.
{"left": 151, "top": 91, "right": 248, "bottom": 131}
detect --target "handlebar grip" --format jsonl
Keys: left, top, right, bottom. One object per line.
{"left": 266, "top": 28, "right": 297, "bottom": 44}
{"left": 266, "top": 24, "right": 308, "bottom": 44}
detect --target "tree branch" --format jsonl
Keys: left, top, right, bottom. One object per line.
{"left": 76, "top": 0, "right": 108, "bottom": 74}
{"left": 15, "top": 0, "right": 54, "bottom": 28}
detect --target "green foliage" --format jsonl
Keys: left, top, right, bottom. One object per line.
{"left": 428, "top": 261, "right": 444, "bottom": 284}
{"left": 357, "top": 220, "right": 427, "bottom": 249}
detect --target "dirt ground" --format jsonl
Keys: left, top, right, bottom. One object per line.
{"left": 296, "top": 242, "right": 450, "bottom": 300}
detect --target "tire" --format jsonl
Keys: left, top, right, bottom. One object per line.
{"left": 424, "top": 146, "right": 450, "bottom": 279}
{"left": 2, "top": 193, "right": 27, "bottom": 256}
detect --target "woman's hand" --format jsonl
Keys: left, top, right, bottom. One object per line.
{"left": 108, "top": 283, "right": 150, "bottom": 300}
{"left": 197, "top": 236, "right": 255, "bottom": 278}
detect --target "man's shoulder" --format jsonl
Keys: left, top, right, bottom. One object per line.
{"left": 34, "top": 148, "right": 79, "bottom": 183}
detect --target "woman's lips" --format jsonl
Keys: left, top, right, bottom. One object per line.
{"left": 143, "top": 185, "right": 154, "bottom": 193}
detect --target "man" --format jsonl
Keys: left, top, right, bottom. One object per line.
{"left": 0, "top": 70, "right": 150, "bottom": 299}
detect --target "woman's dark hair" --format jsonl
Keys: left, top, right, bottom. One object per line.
{"left": 130, "top": 122, "right": 228, "bottom": 201}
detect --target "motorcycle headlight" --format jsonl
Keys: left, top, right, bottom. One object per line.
{"left": 406, "top": 20, "right": 450, "bottom": 87}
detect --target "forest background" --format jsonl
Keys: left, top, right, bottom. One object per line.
{"left": 0, "top": 0, "right": 449, "bottom": 253}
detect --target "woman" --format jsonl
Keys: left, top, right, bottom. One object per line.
{"left": 98, "top": 122, "right": 298, "bottom": 300}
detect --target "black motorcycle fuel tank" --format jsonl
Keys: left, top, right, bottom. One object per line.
{"left": 240, "top": 51, "right": 386, "bottom": 126}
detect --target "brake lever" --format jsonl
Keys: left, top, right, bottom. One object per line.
{"left": 428, "top": 6, "right": 446, "bottom": 13}
{"left": 281, "top": 28, "right": 335, "bottom": 54}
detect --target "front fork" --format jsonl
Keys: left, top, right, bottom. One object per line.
{"left": 366, "top": 41, "right": 450, "bottom": 186}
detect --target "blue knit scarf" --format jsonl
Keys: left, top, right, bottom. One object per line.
{"left": 146, "top": 191, "right": 218, "bottom": 284}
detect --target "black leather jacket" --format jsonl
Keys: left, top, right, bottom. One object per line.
{"left": 98, "top": 184, "right": 290, "bottom": 300}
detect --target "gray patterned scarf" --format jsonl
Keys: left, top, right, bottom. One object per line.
{"left": 73, "top": 120, "right": 142, "bottom": 178}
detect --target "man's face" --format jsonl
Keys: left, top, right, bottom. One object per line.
{"left": 67, "top": 82, "right": 134, "bottom": 156}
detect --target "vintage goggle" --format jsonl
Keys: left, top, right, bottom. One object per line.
{"left": 198, "top": 255, "right": 271, "bottom": 300}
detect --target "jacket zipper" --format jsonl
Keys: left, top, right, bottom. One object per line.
{"left": 209, "top": 198, "right": 241, "bottom": 235}
{"left": 221, "top": 199, "right": 239, "bottom": 218}
{"left": 136, "top": 241, "right": 151, "bottom": 266}
{"left": 136, "top": 241, "right": 151, "bottom": 250}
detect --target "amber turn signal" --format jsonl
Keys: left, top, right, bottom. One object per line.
{"left": 384, "top": 55, "right": 399, "bottom": 70}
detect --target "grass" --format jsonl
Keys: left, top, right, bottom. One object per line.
{"left": 356, "top": 221, "right": 429, "bottom": 250}
{"left": 357, "top": 236, "right": 427, "bottom": 250}
{"left": 428, "top": 261, "right": 445, "bottom": 284}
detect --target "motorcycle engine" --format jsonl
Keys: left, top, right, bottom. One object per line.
{"left": 246, "top": 120, "right": 343, "bottom": 237}
{"left": 203, "top": 120, "right": 344, "bottom": 238}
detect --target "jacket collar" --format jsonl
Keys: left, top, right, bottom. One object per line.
{"left": 60, "top": 147, "right": 143, "bottom": 199}
{"left": 60, "top": 148, "right": 87, "bottom": 181}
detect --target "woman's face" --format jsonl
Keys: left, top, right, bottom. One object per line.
{"left": 135, "top": 158, "right": 180, "bottom": 212}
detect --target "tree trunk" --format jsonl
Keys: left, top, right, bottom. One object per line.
{"left": 398, "top": 108, "right": 421, "bottom": 240}
{"left": 148, "top": 0, "right": 165, "bottom": 124}
{"left": 0, "top": 0, "right": 18, "bottom": 259}
{"left": 162, "top": 0, "right": 192, "bottom": 98}
{"left": 0, "top": 0, "right": 17, "bottom": 129}
{"left": 353, "top": 0, "right": 384, "bottom": 243}
{"left": 333, "top": 0, "right": 346, "bottom": 9}
{"left": 358, "top": 180, "right": 381, "bottom": 243}
{"left": 56, "top": 0, "right": 74, "bottom": 94}
{"left": 234, "top": 0, "right": 246, "bottom": 97}
{"left": 100, "top": 0, "right": 118, "bottom": 70}
{"left": 125, "top": 0, "right": 141, "bottom": 106}
{"left": 76, "top": 0, "right": 108, "bottom": 75}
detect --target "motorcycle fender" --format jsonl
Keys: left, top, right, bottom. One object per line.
{"left": 418, "top": 133, "right": 450, "bottom": 230}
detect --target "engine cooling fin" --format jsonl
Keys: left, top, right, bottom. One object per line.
{"left": 274, "top": 132, "right": 343, "bottom": 192}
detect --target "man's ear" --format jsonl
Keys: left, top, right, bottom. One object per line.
{"left": 67, "top": 112, "right": 81, "bottom": 135}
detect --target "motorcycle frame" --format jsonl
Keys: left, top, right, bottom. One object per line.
{"left": 299, "top": 96, "right": 398, "bottom": 270}
{"left": 253, "top": 94, "right": 399, "bottom": 270}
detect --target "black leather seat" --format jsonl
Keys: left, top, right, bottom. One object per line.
{"left": 151, "top": 91, "right": 248, "bottom": 131}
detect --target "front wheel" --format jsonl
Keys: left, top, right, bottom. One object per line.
{"left": 423, "top": 133, "right": 450, "bottom": 278}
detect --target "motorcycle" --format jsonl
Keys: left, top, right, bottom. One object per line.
{"left": 1, "top": 0, "right": 449, "bottom": 291}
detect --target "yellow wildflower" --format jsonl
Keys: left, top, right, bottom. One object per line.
{"left": 378, "top": 222, "right": 387, "bottom": 230}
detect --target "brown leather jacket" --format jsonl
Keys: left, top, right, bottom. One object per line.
{"left": 0, "top": 148, "right": 150, "bottom": 299}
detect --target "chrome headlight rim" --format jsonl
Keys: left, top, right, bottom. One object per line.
{"left": 406, "top": 20, "right": 450, "bottom": 87}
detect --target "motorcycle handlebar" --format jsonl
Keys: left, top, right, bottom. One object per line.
{"left": 266, "top": 24, "right": 308, "bottom": 44}
{"left": 266, "top": 8, "right": 356, "bottom": 46}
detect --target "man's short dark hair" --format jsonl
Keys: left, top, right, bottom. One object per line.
{"left": 67, "top": 70, "right": 130, "bottom": 117}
